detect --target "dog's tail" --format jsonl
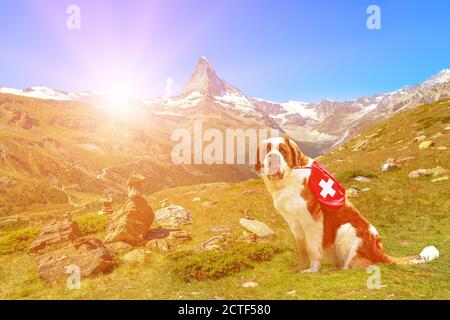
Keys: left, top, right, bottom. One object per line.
{"left": 389, "top": 246, "right": 440, "bottom": 265}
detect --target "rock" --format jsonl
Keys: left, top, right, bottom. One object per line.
{"left": 202, "top": 201, "right": 218, "bottom": 207}
{"left": 202, "top": 235, "right": 226, "bottom": 251}
{"left": 98, "top": 198, "right": 114, "bottom": 215}
{"left": 397, "top": 156, "right": 415, "bottom": 163}
{"left": 146, "top": 239, "right": 170, "bottom": 252}
{"left": 408, "top": 167, "right": 449, "bottom": 178}
{"left": 0, "top": 176, "right": 16, "bottom": 186}
{"left": 352, "top": 139, "right": 368, "bottom": 152}
{"left": 237, "top": 231, "right": 258, "bottom": 243}
{"left": 419, "top": 141, "right": 435, "bottom": 149}
{"left": 191, "top": 197, "right": 201, "bottom": 202}
{"left": 412, "top": 135, "right": 426, "bottom": 143}
{"left": 29, "top": 215, "right": 81, "bottom": 254}
{"left": 121, "top": 249, "right": 148, "bottom": 264}
{"left": 361, "top": 188, "right": 371, "bottom": 192}
{"left": 155, "top": 205, "right": 192, "bottom": 227}
{"left": 37, "top": 238, "right": 115, "bottom": 283}
{"left": 168, "top": 230, "right": 192, "bottom": 242}
{"left": 211, "top": 226, "right": 232, "bottom": 233}
{"left": 347, "top": 187, "right": 360, "bottom": 197}
{"left": 239, "top": 218, "right": 275, "bottom": 238}
{"left": 242, "top": 189, "right": 254, "bottom": 195}
{"left": 241, "top": 281, "right": 258, "bottom": 288}
{"left": 437, "top": 146, "right": 447, "bottom": 151}
{"left": 287, "top": 290, "right": 297, "bottom": 296}
{"left": 431, "top": 176, "right": 448, "bottom": 183}
{"left": 105, "top": 175, "right": 154, "bottom": 244}
{"left": 380, "top": 158, "right": 400, "bottom": 172}
{"left": 353, "top": 176, "right": 371, "bottom": 183}
{"left": 432, "top": 132, "right": 443, "bottom": 139}
{"left": 106, "top": 241, "right": 133, "bottom": 255}
{"left": 105, "top": 195, "right": 155, "bottom": 244}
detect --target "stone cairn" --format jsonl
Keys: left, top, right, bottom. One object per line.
{"left": 98, "top": 198, "right": 114, "bottom": 215}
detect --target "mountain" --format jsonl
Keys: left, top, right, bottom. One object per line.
{"left": 1, "top": 98, "right": 448, "bottom": 299}
{"left": 1, "top": 58, "right": 449, "bottom": 211}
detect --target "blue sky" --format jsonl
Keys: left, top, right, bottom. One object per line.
{"left": 0, "top": 0, "right": 449, "bottom": 102}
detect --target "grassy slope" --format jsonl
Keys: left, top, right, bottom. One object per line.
{"left": 0, "top": 100, "right": 449, "bottom": 299}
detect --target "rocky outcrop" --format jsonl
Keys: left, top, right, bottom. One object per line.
{"left": 28, "top": 215, "right": 81, "bottom": 254}
{"left": 37, "top": 238, "right": 115, "bottom": 283}
{"left": 105, "top": 174, "right": 154, "bottom": 244}
{"left": 239, "top": 218, "right": 275, "bottom": 238}
{"left": 408, "top": 167, "right": 449, "bottom": 178}
{"left": 155, "top": 205, "right": 192, "bottom": 228}
{"left": 105, "top": 196, "right": 154, "bottom": 244}
{"left": 419, "top": 141, "right": 435, "bottom": 149}
{"left": 380, "top": 158, "right": 400, "bottom": 172}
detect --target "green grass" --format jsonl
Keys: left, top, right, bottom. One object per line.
{"left": 335, "top": 169, "right": 378, "bottom": 183}
{"left": 170, "top": 242, "right": 284, "bottom": 282}
{"left": 0, "top": 99, "right": 449, "bottom": 299}
{"left": 0, "top": 227, "right": 40, "bottom": 255}
{"left": 73, "top": 213, "right": 108, "bottom": 236}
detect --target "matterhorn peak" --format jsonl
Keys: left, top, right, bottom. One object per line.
{"left": 181, "top": 57, "right": 243, "bottom": 97}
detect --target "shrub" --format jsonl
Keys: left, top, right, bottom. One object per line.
{"left": 335, "top": 169, "right": 378, "bottom": 183}
{"left": 169, "top": 241, "right": 284, "bottom": 282}
{"left": 0, "top": 227, "right": 40, "bottom": 255}
{"left": 74, "top": 214, "right": 108, "bottom": 235}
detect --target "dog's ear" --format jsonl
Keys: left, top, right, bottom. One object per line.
{"left": 284, "top": 135, "right": 308, "bottom": 167}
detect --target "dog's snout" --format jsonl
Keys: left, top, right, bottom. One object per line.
{"left": 267, "top": 153, "right": 281, "bottom": 174}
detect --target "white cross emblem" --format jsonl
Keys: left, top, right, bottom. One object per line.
{"left": 319, "top": 178, "right": 336, "bottom": 198}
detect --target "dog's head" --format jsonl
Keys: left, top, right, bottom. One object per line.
{"left": 255, "top": 136, "right": 308, "bottom": 180}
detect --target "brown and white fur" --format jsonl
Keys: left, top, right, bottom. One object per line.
{"left": 256, "top": 136, "right": 439, "bottom": 272}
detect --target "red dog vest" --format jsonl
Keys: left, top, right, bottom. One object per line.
{"left": 304, "top": 161, "right": 346, "bottom": 209}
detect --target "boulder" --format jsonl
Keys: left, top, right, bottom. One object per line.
{"left": 155, "top": 205, "right": 192, "bottom": 227}
{"left": 397, "top": 156, "right": 415, "bottom": 163}
{"left": 419, "top": 141, "right": 435, "bottom": 149}
{"left": 409, "top": 167, "right": 449, "bottom": 178}
{"left": 168, "top": 230, "right": 192, "bottom": 242}
{"left": 202, "top": 235, "right": 228, "bottom": 251}
{"left": 37, "top": 238, "right": 115, "bottom": 283}
{"left": 380, "top": 158, "right": 400, "bottom": 172}
{"left": 146, "top": 239, "right": 170, "bottom": 252}
{"left": 411, "top": 135, "right": 426, "bottom": 143}
{"left": 106, "top": 241, "right": 133, "bottom": 255}
{"left": 431, "top": 176, "right": 448, "bottom": 182}
{"left": 120, "top": 248, "right": 148, "bottom": 264}
{"left": 239, "top": 218, "right": 275, "bottom": 238}
{"left": 29, "top": 215, "right": 81, "bottom": 254}
{"left": 105, "top": 195, "right": 154, "bottom": 244}
{"left": 347, "top": 187, "right": 360, "bottom": 197}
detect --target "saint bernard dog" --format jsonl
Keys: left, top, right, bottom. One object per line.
{"left": 256, "top": 136, "right": 439, "bottom": 272}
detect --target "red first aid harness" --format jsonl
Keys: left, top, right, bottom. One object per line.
{"left": 297, "top": 161, "right": 346, "bottom": 209}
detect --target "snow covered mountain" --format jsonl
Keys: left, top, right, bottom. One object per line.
{"left": 1, "top": 58, "right": 449, "bottom": 156}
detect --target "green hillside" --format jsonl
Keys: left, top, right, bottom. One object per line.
{"left": 0, "top": 99, "right": 448, "bottom": 299}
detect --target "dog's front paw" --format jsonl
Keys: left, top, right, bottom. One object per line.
{"left": 292, "top": 262, "right": 308, "bottom": 272}
{"left": 301, "top": 268, "right": 320, "bottom": 273}
{"left": 301, "top": 262, "right": 321, "bottom": 273}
